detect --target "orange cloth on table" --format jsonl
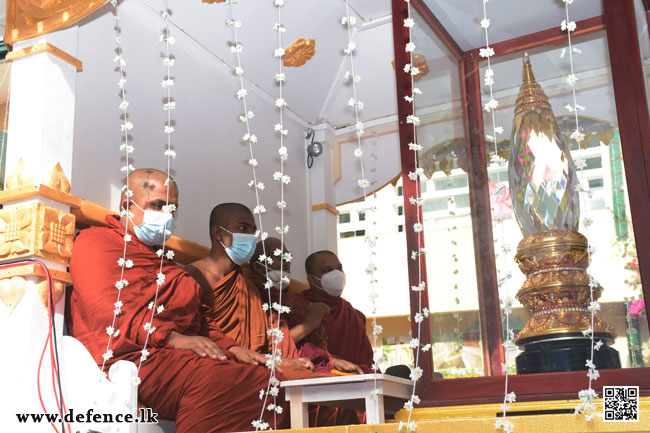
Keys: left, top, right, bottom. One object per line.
{"left": 67, "top": 215, "right": 282, "bottom": 433}
{"left": 301, "top": 289, "right": 375, "bottom": 372}
{"left": 246, "top": 269, "right": 328, "bottom": 351}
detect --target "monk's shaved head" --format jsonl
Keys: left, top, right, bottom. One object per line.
{"left": 209, "top": 203, "right": 254, "bottom": 234}
{"left": 122, "top": 168, "right": 177, "bottom": 204}
{"left": 305, "top": 250, "right": 338, "bottom": 275}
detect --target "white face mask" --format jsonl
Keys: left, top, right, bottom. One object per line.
{"left": 313, "top": 270, "right": 346, "bottom": 297}
{"left": 268, "top": 269, "right": 290, "bottom": 291}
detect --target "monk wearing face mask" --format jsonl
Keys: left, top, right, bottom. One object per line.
{"left": 186, "top": 203, "right": 320, "bottom": 379}
{"left": 301, "top": 250, "right": 375, "bottom": 373}
{"left": 247, "top": 238, "right": 363, "bottom": 375}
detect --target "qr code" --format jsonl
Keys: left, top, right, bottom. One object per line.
{"left": 603, "top": 386, "right": 639, "bottom": 422}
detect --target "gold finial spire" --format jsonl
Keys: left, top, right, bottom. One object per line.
{"left": 514, "top": 53, "right": 550, "bottom": 116}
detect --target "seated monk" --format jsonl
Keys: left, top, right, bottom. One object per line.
{"left": 185, "top": 203, "right": 318, "bottom": 378}
{"left": 247, "top": 238, "right": 363, "bottom": 375}
{"left": 66, "top": 169, "right": 281, "bottom": 433}
{"left": 301, "top": 250, "right": 375, "bottom": 373}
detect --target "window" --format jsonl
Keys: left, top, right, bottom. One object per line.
{"left": 433, "top": 177, "right": 468, "bottom": 191}
{"left": 397, "top": 206, "right": 404, "bottom": 216}
{"left": 355, "top": 230, "right": 365, "bottom": 237}
{"left": 455, "top": 195, "right": 470, "bottom": 208}
{"left": 398, "top": 224, "right": 404, "bottom": 232}
{"left": 339, "top": 213, "right": 351, "bottom": 224}
{"left": 589, "top": 178, "right": 604, "bottom": 189}
{"left": 423, "top": 198, "right": 448, "bottom": 213}
{"left": 359, "top": 212, "right": 366, "bottom": 221}
{"left": 397, "top": 186, "right": 403, "bottom": 196}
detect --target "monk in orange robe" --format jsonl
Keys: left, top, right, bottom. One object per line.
{"left": 301, "top": 250, "right": 375, "bottom": 373}
{"left": 67, "top": 169, "right": 281, "bottom": 433}
{"left": 186, "top": 203, "right": 316, "bottom": 378}
{"left": 247, "top": 238, "right": 363, "bottom": 374}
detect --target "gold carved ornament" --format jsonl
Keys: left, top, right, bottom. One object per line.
{"left": 0, "top": 275, "right": 65, "bottom": 312}
{"left": 0, "top": 203, "right": 75, "bottom": 264}
{"left": 283, "top": 38, "right": 316, "bottom": 67}
{"left": 6, "top": 0, "right": 110, "bottom": 45}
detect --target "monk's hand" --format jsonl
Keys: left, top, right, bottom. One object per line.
{"left": 331, "top": 356, "right": 364, "bottom": 374}
{"left": 304, "top": 302, "right": 330, "bottom": 329}
{"left": 228, "top": 345, "right": 266, "bottom": 365}
{"left": 282, "top": 357, "right": 315, "bottom": 371}
{"left": 166, "top": 331, "right": 227, "bottom": 361}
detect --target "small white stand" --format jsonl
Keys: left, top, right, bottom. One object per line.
{"left": 280, "top": 374, "right": 413, "bottom": 428}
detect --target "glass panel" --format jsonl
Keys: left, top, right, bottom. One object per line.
{"left": 480, "top": 30, "right": 649, "bottom": 373}
{"left": 411, "top": 8, "right": 484, "bottom": 378}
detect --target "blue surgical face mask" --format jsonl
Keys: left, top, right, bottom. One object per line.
{"left": 129, "top": 202, "right": 174, "bottom": 247}
{"left": 219, "top": 226, "right": 256, "bottom": 265}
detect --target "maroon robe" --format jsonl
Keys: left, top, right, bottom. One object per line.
{"left": 67, "top": 216, "right": 282, "bottom": 432}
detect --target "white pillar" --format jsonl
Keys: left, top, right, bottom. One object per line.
{"left": 0, "top": 26, "right": 80, "bottom": 432}
{"left": 306, "top": 122, "right": 339, "bottom": 254}
{"left": 4, "top": 26, "right": 79, "bottom": 188}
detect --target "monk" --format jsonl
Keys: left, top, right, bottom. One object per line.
{"left": 247, "top": 238, "right": 363, "bottom": 375}
{"left": 186, "top": 203, "right": 316, "bottom": 377}
{"left": 67, "top": 169, "right": 281, "bottom": 433}
{"left": 301, "top": 250, "right": 375, "bottom": 373}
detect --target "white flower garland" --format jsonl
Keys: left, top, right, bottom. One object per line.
{"left": 341, "top": 0, "right": 382, "bottom": 399}
{"left": 252, "top": 0, "right": 292, "bottom": 430}
{"left": 132, "top": 8, "right": 179, "bottom": 384}
{"left": 101, "top": 0, "right": 133, "bottom": 378}
{"left": 399, "top": 1, "right": 429, "bottom": 431}
{"left": 561, "top": 0, "right": 601, "bottom": 421}
{"left": 477, "top": 1, "right": 516, "bottom": 432}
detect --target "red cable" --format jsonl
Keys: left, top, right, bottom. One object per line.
{"left": 1, "top": 260, "right": 71, "bottom": 433}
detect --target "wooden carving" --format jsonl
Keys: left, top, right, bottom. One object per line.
{"left": 6, "top": 0, "right": 110, "bottom": 44}
{"left": 284, "top": 38, "right": 316, "bottom": 67}
{"left": 5, "top": 158, "right": 34, "bottom": 189}
{"left": 0, "top": 276, "right": 26, "bottom": 312}
{"left": 46, "top": 162, "right": 71, "bottom": 193}
{"left": 0, "top": 206, "right": 34, "bottom": 259}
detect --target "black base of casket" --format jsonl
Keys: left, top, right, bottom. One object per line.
{"left": 515, "top": 334, "right": 621, "bottom": 374}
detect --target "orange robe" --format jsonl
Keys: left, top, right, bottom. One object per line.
{"left": 67, "top": 216, "right": 281, "bottom": 432}
{"left": 301, "top": 289, "right": 375, "bottom": 373}
{"left": 247, "top": 270, "right": 328, "bottom": 351}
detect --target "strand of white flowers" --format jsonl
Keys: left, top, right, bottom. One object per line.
{"left": 225, "top": 1, "right": 274, "bottom": 329}
{"left": 252, "top": 1, "right": 291, "bottom": 430}
{"left": 562, "top": 0, "right": 601, "bottom": 421}
{"left": 479, "top": 2, "right": 515, "bottom": 432}
{"left": 101, "top": 0, "right": 134, "bottom": 376}
{"left": 341, "top": 0, "right": 382, "bottom": 391}
{"left": 400, "top": 1, "right": 428, "bottom": 431}
{"left": 134, "top": 8, "right": 178, "bottom": 383}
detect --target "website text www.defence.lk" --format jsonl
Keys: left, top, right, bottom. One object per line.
{"left": 16, "top": 408, "right": 158, "bottom": 424}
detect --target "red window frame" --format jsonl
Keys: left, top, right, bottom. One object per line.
{"left": 392, "top": 0, "right": 650, "bottom": 406}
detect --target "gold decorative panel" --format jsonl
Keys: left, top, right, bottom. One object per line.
{"left": 6, "top": 0, "right": 109, "bottom": 44}
{"left": 284, "top": 38, "right": 316, "bottom": 67}
{"left": 0, "top": 202, "right": 75, "bottom": 264}
{"left": 5, "top": 158, "right": 34, "bottom": 190}
{"left": 46, "top": 162, "right": 71, "bottom": 193}
{"left": 0, "top": 275, "right": 66, "bottom": 312}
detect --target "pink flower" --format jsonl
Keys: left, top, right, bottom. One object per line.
{"left": 629, "top": 299, "right": 646, "bottom": 320}
{"left": 489, "top": 181, "right": 514, "bottom": 220}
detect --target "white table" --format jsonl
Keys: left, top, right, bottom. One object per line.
{"left": 280, "top": 374, "right": 414, "bottom": 428}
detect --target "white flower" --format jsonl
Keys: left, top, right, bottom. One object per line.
{"left": 409, "top": 367, "right": 423, "bottom": 381}
{"left": 354, "top": 148, "right": 363, "bottom": 158}
{"left": 372, "top": 323, "right": 383, "bottom": 335}
{"left": 117, "top": 78, "right": 127, "bottom": 88}
{"left": 582, "top": 217, "right": 593, "bottom": 227}
{"left": 161, "top": 79, "right": 174, "bottom": 88}
{"left": 121, "top": 122, "right": 133, "bottom": 132}
{"left": 164, "top": 149, "right": 176, "bottom": 159}
{"left": 102, "top": 350, "right": 114, "bottom": 361}
{"left": 587, "top": 301, "right": 601, "bottom": 312}
{"left": 274, "top": 0, "right": 284, "bottom": 5}
{"left": 275, "top": 73, "right": 285, "bottom": 82}
{"left": 235, "top": 67, "right": 244, "bottom": 76}
{"left": 163, "top": 101, "right": 176, "bottom": 111}
{"left": 253, "top": 205, "right": 266, "bottom": 214}
{"left": 408, "top": 142, "right": 423, "bottom": 151}
{"left": 561, "top": 20, "right": 577, "bottom": 32}
{"left": 341, "top": 16, "right": 357, "bottom": 25}
{"left": 406, "top": 115, "right": 420, "bottom": 125}
{"left": 273, "top": 22, "right": 286, "bottom": 32}
{"left": 344, "top": 42, "right": 356, "bottom": 54}
{"left": 236, "top": 89, "right": 248, "bottom": 100}
{"left": 358, "top": 179, "right": 370, "bottom": 188}
{"left": 106, "top": 326, "right": 115, "bottom": 336}
{"left": 141, "top": 348, "right": 150, "bottom": 361}
{"left": 594, "top": 340, "right": 604, "bottom": 351}
{"left": 483, "top": 98, "right": 499, "bottom": 112}
{"left": 163, "top": 57, "right": 175, "bottom": 66}
{"left": 505, "top": 391, "right": 516, "bottom": 403}
{"left": 119, "top": 101, "right": 129, "bottom": 110}
{"left": 404, "top": 18, "right": 415, "bottom": 28}
{"left": 275, "top": 98, "right": 287, "bottom": 107}
{"left": 164, "top": 125, "right": 175, "bottom": 134}
{"left": 278, "top": 146, "right": 288, "bottom": 160}
{"left": 566, "top": 74, "right": 578, "bottom": 86}
{"left": 123, "top": 233, "right": 132, "bottom": 242}
{"left": 422, "top": 344, "right": 431, "bottom": 352}
{"left": 581, "top": 327, "right": 593, "bottom": 336}
{"left": 274, "top": 48, "right": 285, "bottom": 57}
{"left": 479, "top": 47, "right": 495, "bottom": 58}
{"left": 157, "top": 304, "right": 165, "bottom": 314}
{"left": 413, "top": 222, "right": 424, "bottom": 232}
{"left": 277, "top": 201, "right": 287, "bottom": 209}
{"left": 405, "top": 42, "right": 416, "bottom": 52}
{"left": 571, "top": 129, "right": 585, "bottom": 143}
{"left": 480, "top": 18, "right": 490, "bottom": 29}
{"left": 156, "top": 272, "right": 166, "bottom": 286}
